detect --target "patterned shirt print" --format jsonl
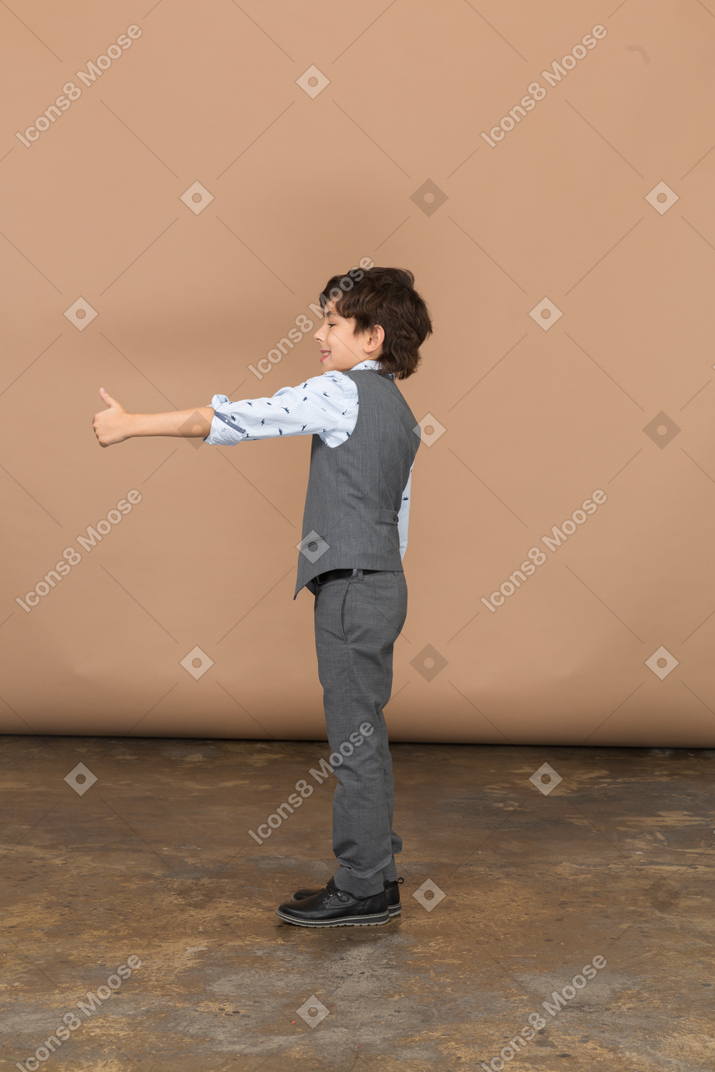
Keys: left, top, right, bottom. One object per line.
{"left": 203, "top": 359, "right": 414, "bottom": 558}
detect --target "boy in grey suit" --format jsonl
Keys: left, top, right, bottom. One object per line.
{"left": 93, "top": 266, "right": 432, "bottom": 927}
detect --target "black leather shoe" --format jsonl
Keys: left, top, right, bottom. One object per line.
{"left": 292, "top": 876, "right": 403, "bottom": 917}
{"left": 276, "top": 882, "right": 390, "bottom": 927}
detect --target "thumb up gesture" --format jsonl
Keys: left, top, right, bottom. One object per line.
{"left": 93, "top": 388, "right": 134, "bottom": 447}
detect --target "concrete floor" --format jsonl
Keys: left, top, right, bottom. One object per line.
{"left": 1, "top": 737, "right": 714, "bottom": 1071}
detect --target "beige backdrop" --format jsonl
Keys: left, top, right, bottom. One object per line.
{"left": 1, "top": 1, "right": 714, "bottom": 745}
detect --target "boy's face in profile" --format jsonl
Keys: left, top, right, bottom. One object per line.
{"left": 314, "top": 299, "right": 384, "bottom": 374}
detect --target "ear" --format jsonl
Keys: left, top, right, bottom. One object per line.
{"left": 366, "top": 323, "right": 385, "bottom": 352}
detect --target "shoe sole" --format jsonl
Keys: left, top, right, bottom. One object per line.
{"left": 292, "top": 891, "right": 401, "bottom": 917}
{"left": 293, "top": 904, "right": 403, "bottom": 921}
{"left": 275, "top": 908, "right": 391, "bottom": 927}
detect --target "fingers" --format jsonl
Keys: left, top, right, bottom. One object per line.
{"left": 94, "top": 391, "right": 124, "bottom": 446}
{"left": 92, "top": 414, "right": 107, "bottom": 447}
{"left": 99, "top": 386, "right": 120, "bottom": 409}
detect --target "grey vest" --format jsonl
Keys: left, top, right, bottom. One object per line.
{"left": 293, "top": 369, "right": 420, "bottom": 599}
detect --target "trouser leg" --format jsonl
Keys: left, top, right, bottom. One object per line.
{"left": 313, "top": 569, "right": 407, "bottom": 899}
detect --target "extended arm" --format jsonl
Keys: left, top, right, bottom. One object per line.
{"left": 131, "top": 406, "right": 215, "bottom": 439}
{"left": 92, "top": 387, "right": 214, "bottom": 447}
{"left": 94, "top": 369, "right": 358, "bottom": 448}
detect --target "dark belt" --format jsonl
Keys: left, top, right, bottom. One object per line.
{"left": 314, "top": 567, "right": 383, "bottom": 584}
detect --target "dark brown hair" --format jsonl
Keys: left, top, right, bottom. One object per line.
{"left": 319, "top": 266, "right": 432, "bottom": 380}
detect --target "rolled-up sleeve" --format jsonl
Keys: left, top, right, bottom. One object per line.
{"left": 202, "top": 373, "right": 357, "bottom": 447}
{"left": 202, "top": 393, "right": 247, "bottom": 445}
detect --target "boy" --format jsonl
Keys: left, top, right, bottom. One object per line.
{"left": 93, "top": 265, "right": 433, "bottom": 927}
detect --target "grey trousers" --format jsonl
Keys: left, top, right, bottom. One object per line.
{"left": 313, "top": 567, "right": 408, "bottom": 899}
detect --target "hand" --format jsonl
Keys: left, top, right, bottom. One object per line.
{"left": 93, "top": 388, "right": 134, "bottom": 447}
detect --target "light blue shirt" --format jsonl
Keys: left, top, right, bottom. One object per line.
{"left": 203, "top": 358, "right": 414, "bottom": 558}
